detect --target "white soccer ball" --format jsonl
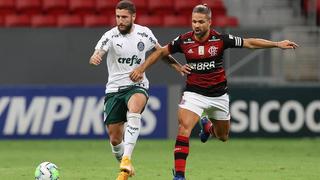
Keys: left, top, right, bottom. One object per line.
{"left": 34, "top": 162, "right": 60, "bottom": 180}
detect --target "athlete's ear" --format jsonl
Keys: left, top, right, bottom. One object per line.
{"left": 208, "top": 18, "right": 212, "bottom": 27}
{"left": 132, "top": 13, "right": 136, "bottom": 22}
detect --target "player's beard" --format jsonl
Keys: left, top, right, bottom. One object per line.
{"left": 118, "top": 23, "right": 133, "bottom": 35}
{"left": 194, "top": 29, "right": 208, "bottom": 39}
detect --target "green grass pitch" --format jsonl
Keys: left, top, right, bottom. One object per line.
{"left": 0, "top": 138, "right": 319, "bottom": 180}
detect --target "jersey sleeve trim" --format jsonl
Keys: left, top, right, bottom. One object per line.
{"left": 221, "top": 34, "right": 243, "bottom": 49}
{"left": 234, "top": 36, "right": 243, "bottom": 47}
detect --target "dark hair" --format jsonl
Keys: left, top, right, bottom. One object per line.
{"left": 192, "top": 4, "right": 212, "bottom": 19}
{"left": 116, "top": 0, "right": 136, "bottom": 14}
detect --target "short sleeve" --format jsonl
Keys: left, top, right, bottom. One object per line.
{"left": 145, "top": 28, "right": 158, "bottom": 51}
{"left": 221, "top": 34, "right": 243, "bottom": 49}
{"left": 95, "top": 31, "right": 112, "bottom": 52}
{"left": 167, "top": 36, "right": 183, "bottom": 54}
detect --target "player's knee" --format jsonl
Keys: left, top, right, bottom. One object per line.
{"left": 214, "top": 130, "right": 229, "bottom": 142}
{"left": 127, "top": 101, "right": 142, "bottom": 112}
{"left": 217, "top": 134, "right": 229, "bottom": 142}
{"left": 178, "top": 123, "right": 192, "bottom": 137}
{"left": 109, "top": 136, "right": 122, "bottom": 146}
{"left": 127, "top": 108, "right": 142, "bottom": 114}
{"left": 127, "top": 102, "right": 144, "bottom": 113}
{"left": 127, "top": 94, "right": 147, "bottom": 113}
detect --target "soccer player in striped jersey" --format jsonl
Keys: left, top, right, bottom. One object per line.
{"left": 89, "top": 1, "right": 187, "bottom": 180}
{"left": 130, "top": 4, "right": 298, "bottom": 180}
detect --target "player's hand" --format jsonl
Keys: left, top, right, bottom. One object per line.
{"left": 89, "top": 54, "right": 102, "bottom": 66}
{"left": 130, "top": 67, "right": 144, "bottom": 82}
{"left": 178, "top": 64, "right": 192, "bottom": 76}
{"left": 277, "top": 40, "right": 299, "bottom": 49}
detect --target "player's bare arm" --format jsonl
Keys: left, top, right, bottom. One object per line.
{"left": 165, "top": 56, "right": 192, "bottom": 77}
{"left": 89, "top": 49, "right": 106, "bottom": 66}
{"left": 243, "top": 38, "right": 299, "bottom": 49}
{"left": 130, "top": 46, "right": 169, "bottom": 82}
{"left": 154, "top": 44, "right": 191, "bottom": 76}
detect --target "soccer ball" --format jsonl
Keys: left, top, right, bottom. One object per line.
{"left": 34, "top": 162, "right": 60, "bottom": 180}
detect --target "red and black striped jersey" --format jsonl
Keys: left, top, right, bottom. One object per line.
{"left": 168, "top": 29, "right": 243, "bottom": 97}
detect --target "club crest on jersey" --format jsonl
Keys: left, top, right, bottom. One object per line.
{"left": 137, "top": 41, "right": 145, "bottom": 51}
{"left": 208, "top": 46, "right": 218, "bottom": 56}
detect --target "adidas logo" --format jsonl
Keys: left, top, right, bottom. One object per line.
{"left": 187, "top": 49, "right": 194, "bottom": 54}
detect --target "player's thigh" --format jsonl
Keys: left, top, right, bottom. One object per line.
{"left": 126, "top": 88, "right": 148, "bottom": 113}
{"left": 212, "top": 120, "right": 230, "bottom": 137}
{"left": 178, "top": 108, "right": 200, "bottom": 136}
{"left": 179, "top": 91, "right": 206, "bottom": 117}
{"left": 178, "top": 108, "right": 200, "bottom": 127}
{"left": 204, "top": 94, "right": 230, "bottom": 138}
{"left": 205, "top": 93, "right": 230, "bottom": 120}
{"left": 205, "top": 108, "right": 230, "bottom": 140}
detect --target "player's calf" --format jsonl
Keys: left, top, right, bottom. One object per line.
{"left": 215, "top": 133, "right": 229, "bottom": 142}
{"left": 212, "top": 120, "right": 230, "bottom": 142}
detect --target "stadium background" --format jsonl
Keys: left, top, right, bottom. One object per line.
{"left": 1, "top": 0, "right": 320, "bottom": 179}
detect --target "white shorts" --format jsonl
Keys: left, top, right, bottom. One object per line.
{"left": 179, "top": 91, "right": 230, "bottom": 120}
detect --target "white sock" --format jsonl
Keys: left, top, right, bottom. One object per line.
{"left": 110, "top": 141, "right": 124, "bottom": 162}
{"left": 123, "top": 112, "right": 141, "bottom": 159}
